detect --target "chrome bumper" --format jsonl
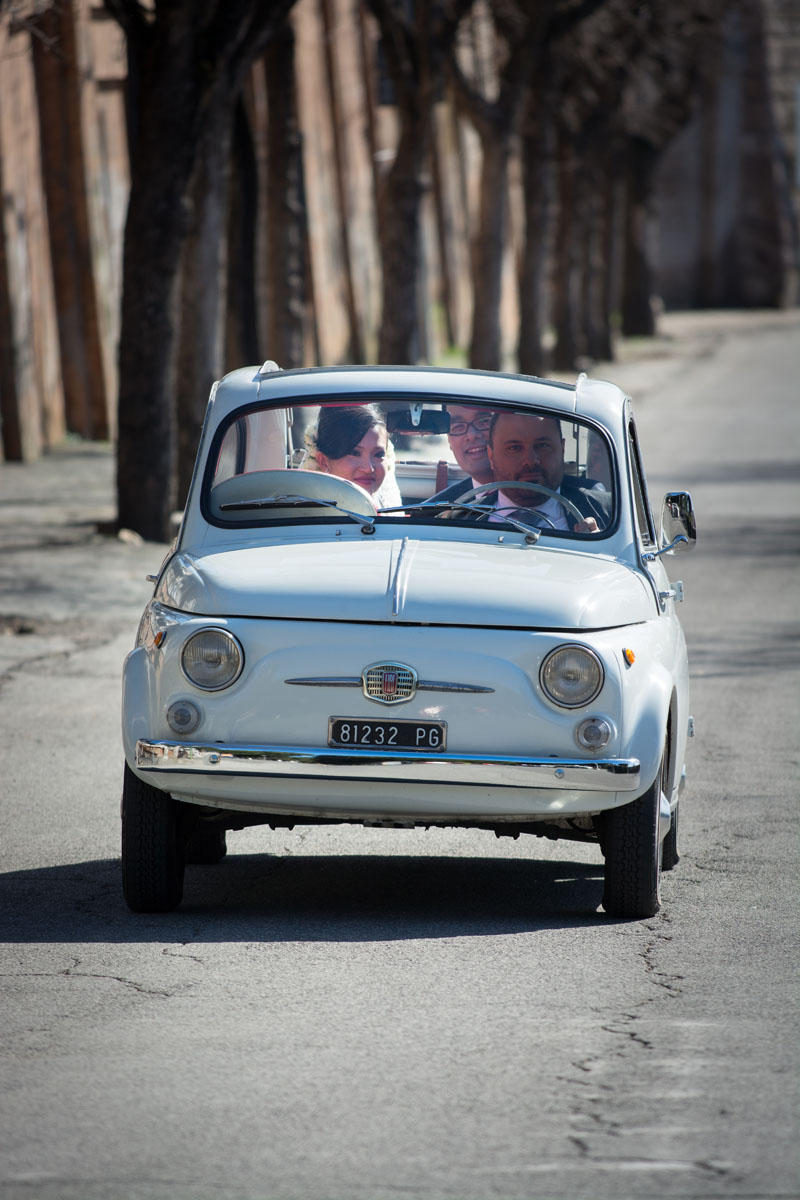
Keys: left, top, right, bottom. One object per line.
{"left": 135, "top": 739, "right": 640, "bottom": 792}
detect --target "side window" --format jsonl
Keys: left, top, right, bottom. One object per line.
{"left": 215, "top": 417, "right": 247, "bottom": 483}
{"left": 628, "top": 420, "right": 656, "bottom": 546}
{"left": 212, "top": 408, "right": 291, "bottom": 486}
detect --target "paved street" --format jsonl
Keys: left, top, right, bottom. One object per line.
{"left": 0, "top": 310, "right": 798, "bottom": 1200}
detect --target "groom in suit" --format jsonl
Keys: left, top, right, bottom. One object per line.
{"left": 487, "top": 411, "right": 610, "bottom": 533}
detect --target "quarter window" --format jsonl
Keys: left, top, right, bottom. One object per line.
{"left": 627, "top": 420, "right": 655, "bottom": 546}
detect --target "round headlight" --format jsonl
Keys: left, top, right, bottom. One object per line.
{"left": 181, "top": 628, "right": 243, "bottom": 691}
{"left": 540, "top": 645, "right": 604, "bottom": 708}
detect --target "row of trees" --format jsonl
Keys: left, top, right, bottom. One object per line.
{"left": 106, "top": 0, "right": 726, "bottom": 539}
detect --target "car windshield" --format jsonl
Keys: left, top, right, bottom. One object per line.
{"left": 203, "top": 397, "right": 616, "bottom": 537}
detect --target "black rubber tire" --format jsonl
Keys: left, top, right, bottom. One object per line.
{"left": 121, "top": 763, "right": 186, "bottom": 912}
{"left": 186, "top": 825, "right": 227, "bottom": 865}
{"left": 662, "top": 799, "right": 680, "bottom": 871}
{"left": 602, "top": 759, "right": 663, "bottom": 918}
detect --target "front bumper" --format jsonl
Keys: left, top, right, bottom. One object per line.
{"left": 135, "top": 739, "right": 640, "bottom": 791}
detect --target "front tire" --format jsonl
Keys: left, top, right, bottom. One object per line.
{"left": 602, "top": 756, "right": 664, "bottom": 918}
{"left": 121, "top": 763, "right": 186, "bottom": 912}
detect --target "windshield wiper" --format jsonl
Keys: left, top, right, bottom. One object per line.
{"left": 378, "top": 501, "right": 495, "bottom": 516}
{"left": 378, "top": 501, "right": 541, "bottom": 542}
{"left": 219, "top": 494, "right": 376, "bottom": 530}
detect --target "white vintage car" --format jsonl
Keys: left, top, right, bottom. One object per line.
{"left": 121, "top": 364, "right": 695, "bottom": 917}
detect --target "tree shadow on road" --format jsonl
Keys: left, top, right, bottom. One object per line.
{"left": 0, "top": 850, "right": 609, "bottom": 943}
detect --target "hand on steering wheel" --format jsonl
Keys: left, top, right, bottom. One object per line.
{"left": 452, "top": 480, "right": 585, "bottom": 525}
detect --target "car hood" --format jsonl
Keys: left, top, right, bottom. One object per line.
{"left": 157, "top": 538, "right": 654, "bottom": 630}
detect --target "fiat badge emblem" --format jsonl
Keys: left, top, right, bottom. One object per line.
{"left": 362, "top": 661, "right": 417, "bottom": 704}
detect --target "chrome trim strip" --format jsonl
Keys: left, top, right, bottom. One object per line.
{"left": 285, "top": 677, "right": 361, "bottom": 687}
{"left": 285, "top": 676, "right": 495, "bottom": 694}
{"left": 419, "top": 680, "right": 495, "bottom": 694}
{"left": 135, "top": 739, "right": 640, "bottom": 792}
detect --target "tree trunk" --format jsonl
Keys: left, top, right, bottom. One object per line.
{"left": 226, "top": 95, "right": 261, "bottom": 370}
{"left": 175, "top": 93, "right": 232, "bottom": 506}
{"left": 464, "top": 27, "right": 545, "bottom": 372}
{"left": 582, "top": 138, "right": 614, "bottom": 364}
{"left": 518, "top": 103, "right": 557, "bottom": 377}
{"left": 621, "top": 136, "right": 658, "bottom": 338}
{"left": 430, "top": 111, "right": 456, "bottom": 349}
{"left": 111, "top": 0, "right": 297, "bottom": 541}
{"left": 367, "top": 0, "right": 458, "bottom": 365}
{"left": 377, "top": 119, "right": 429, "bottom": 364}
{"left": 30, "top": 0, "right": 108, "bottom": 441}
{"left": 264, "top": 23, "right": 307, "bottom": 370}
{"left": 115, "top": 23, "right": 199, "bottom": 540}
{"left": 319, "top": 0, "right": 363, "bottom": 361}
{"left": 696, "top": 35, "right": 721, "bottom": 309}
{"left": 469, "top": 132, "right": 511, "bottom": 371}
{"left": 0, "top": 144, "right": 21, "bottom": 460}
{"left": 551, "top": 138, "right": 584, "bottom": 371}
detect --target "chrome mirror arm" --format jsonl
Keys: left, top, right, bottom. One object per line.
{"left": 642, "top": 535, "right": 689, "bottom": 561}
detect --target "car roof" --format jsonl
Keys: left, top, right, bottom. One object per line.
{"left": 207, "top": 364, "right": 628, "bottom": 429}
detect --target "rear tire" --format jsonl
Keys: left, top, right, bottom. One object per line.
{"left": 602, "top": 755, "right": 664, "bottom": 918}
{"left": 121, "top": 763, "right": 186, "bottom": 913}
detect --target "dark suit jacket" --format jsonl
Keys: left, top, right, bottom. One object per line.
{"left": 430, "top": 472, "right": 612, "bottom": 531}
{"left": 559, "top": 475, "right": 613, "bottom": 530}
{"left": 429, "top": 474, "right": 479, "bottom": 504}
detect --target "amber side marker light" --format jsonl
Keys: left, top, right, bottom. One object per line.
{"left": 622, "top": 648, "right": 635, "bottom": 666}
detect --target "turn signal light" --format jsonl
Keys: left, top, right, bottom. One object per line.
{"left": 166, "top": 699, "right": 202, "bottom": 735}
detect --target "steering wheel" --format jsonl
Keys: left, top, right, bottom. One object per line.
{"left": 449, "top": 480, "right": 585, "bottom": 525}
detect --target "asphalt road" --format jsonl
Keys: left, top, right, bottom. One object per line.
{"left": 0, "top": 310, "right": 798, "bottom": 1200}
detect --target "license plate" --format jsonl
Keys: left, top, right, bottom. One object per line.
{"left": 328, "top": 717, "right": 447, "bottom": 752}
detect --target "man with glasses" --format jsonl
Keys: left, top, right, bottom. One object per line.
{"left": 431, "top": 405, "right": 496, "bottom": 503}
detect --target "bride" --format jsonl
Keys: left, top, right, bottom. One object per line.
{"left": 305, "top": 404, "right": 402, "bottom": 508}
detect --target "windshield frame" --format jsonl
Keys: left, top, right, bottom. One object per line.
{"left": 199, "top": 392, "right": 620, "bottom": 541}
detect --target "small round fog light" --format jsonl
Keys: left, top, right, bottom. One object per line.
{"left": 576, "top": 717, "right": 612, "bottom": 751}
{"left": 166, "top": 699, "right": 202, "bottom": 736}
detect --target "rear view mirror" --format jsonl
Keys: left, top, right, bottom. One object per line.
{"left": 386, "top": 409, "right": 450, "bottom": 436}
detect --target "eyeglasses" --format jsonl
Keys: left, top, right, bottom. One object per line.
{"left": 449, "top": 416, "right": 492, "bottom": 437}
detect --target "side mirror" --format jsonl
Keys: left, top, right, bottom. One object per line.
{"left": 643, "top": 492, "right": 696, "bottom": 561}
{"left": 659, "top": 491, "right": 696, "bottom": 553}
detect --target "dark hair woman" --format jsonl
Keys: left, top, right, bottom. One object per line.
{"left": 314, "top": 404, "right": 388, "bottom": 496}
